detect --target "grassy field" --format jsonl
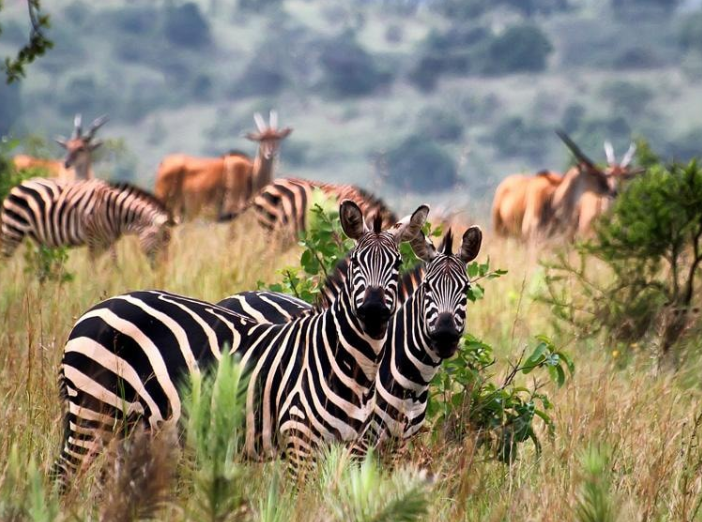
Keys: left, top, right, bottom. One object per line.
{"left": 1, "top": 214, "right": 701, "bottom": 521}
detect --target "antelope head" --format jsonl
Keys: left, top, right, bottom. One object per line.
{"left": 556, "top": 130, "right": 617, "bottom": 199}
{"left": 245, "top": 110, "right": 293, "bottom": 160}
{"left": 604, "top": 140, "right": 644, "bottom": 182}
{"left": 55, "top": 114, "right": 109, "bottom": 170}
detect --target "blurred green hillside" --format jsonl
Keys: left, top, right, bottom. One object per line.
{"left": 1, "top": 0, "right": 701, "bottom": 212}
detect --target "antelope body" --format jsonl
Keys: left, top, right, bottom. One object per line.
{"left": 154, "top": 111, "right": 292, "bottom": 221}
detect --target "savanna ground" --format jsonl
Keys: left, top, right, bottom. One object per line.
{"left": 1, "top": 211, "right": 701, "bottom": 521}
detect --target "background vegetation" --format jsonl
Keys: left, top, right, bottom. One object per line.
{"left": 1, "top": 0, "right": 702, "bottom": 210}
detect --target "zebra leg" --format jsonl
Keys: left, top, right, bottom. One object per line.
{"left": 0, "top": 224, "right": 25, "bottom": 258}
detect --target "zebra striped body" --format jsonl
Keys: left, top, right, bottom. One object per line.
{"left": 218, "top": 227, "right": 483, "bottom": 448}
{"left": 1, "top": 178, "right": 173, "bottom": 261}
{"left": 220, "top": 177, "right": 397, "bottom": 238}
{"left": 53, "top": 201, "right": 429, "bottom": 483}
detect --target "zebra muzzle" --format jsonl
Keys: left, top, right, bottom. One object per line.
{"left": 429, "top": 313, "right": 462, "bottom": 358}
{"left": 357, "top": 287, "right": 391, "bottom": 340}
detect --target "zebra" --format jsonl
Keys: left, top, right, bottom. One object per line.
{"left": 52, "top": 201, "right": 429, "bottom": 484}
{"left": 218, "top": 226, "right": 483, "bottom": 449}
{"left": 1, "top": 178, "right": 174, "bottom": 263}
{"left": 218, "top": 177, "right": 397, "bottom": 239}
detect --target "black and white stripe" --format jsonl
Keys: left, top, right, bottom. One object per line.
{"left": 1, "top": 178, "right": 173, "bottom": 261}
{"left": 219, "top": 177, "right": 397, "bottom": 239}
{"left": 218, "top": 227, "right": 483, "bottom": 448}
{"left": 52, "top": 201, "right": 429, "bottom": 483}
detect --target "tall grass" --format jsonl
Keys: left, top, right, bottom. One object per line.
{"left": 0, "top": 219, "right": 701, "bottom": 520}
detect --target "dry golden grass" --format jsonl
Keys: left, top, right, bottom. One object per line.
{"left": 0, "top": 217, "right": 701, "bottom": 521}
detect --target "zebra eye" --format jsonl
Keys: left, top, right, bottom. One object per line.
{"left": 393, "top": 257, "right": 402, "bottom": 269}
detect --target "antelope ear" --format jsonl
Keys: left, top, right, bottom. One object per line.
{"left": 340, "top": 200, "right": 368, "bottom": 240}
{"left": 410, "top": 231, "right": 437, "bottom": 262}
{"left": 89, "top": 140, "right": 103, "bottom": 151}
{"left": 55, "top": 136, "right": 68, "bottom": 148}
{"left": 387, "top": 204, "right": 430, "bottom": 244}
{"left": 278, "top": 127, "right": 293, "bottom": 139}
{"left": 245, "top": 132, "right": 261, "bottom": 142}
{"left": 459, "top": 226, "right": 482, "bottom": 263}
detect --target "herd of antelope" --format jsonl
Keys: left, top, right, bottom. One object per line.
{"left": 6, "top": 109, "right": 642, "bottom": 261}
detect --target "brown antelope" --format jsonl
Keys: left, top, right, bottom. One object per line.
{"left": 521, "top": 131, "right": 618, "bottom": 241}
{"left": 13, "top": 114, "right": 108, "bottom": 181}
{"left": 575, "top": 140, "right": 639, "bottom": 236}
{"left": 153, "top": 111, "right": 292, "bottom": 221}
{"left": 492, "top": 170, "right": 562, "bottom": 238}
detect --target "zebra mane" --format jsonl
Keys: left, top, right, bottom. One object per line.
{"left": 352, "top": 186, "right": 398, "bottom": 225}
{"left": 108, "top": 181, "right": 169, "bottom": 213}
{"left": 314, "top": 255, "right": 424, "bottom": 312}
{"left": 439, "top": 229, "right": 454, "bottom": 255}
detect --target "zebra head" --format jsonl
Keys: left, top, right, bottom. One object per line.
{"left": 340, "top": 200, "right": 429, "bottom": 340}
{"left": 411, "top": 226, "right": 483, "bottom": 358}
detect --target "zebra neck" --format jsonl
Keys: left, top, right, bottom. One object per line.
{"left": 386, "top": 290, "right": 442, "bottom": 390}
{"left": 325, "top": 291, "right": 386, "bottom": 385}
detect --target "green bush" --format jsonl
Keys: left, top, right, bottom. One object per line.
{"left": 385, "top": 135, "right": 458, "bottom": 193}
{"left": 542, "top": 157, "right": 702, "bottom": 359}
{"left": 429, "top": 334, "right": 572, "bottom": 462}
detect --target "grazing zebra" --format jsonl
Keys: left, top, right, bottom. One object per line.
{"left": 52, "top": 201, "right": 429, "bottom": 484}
{"left": 218, "top": 226, "right": 483, "bottom": 448}
{"left": 219, "top": 177, "right": 397, "bottom": 239}
{"left": 0, "top": 178, "right": 174, "bottom": 262}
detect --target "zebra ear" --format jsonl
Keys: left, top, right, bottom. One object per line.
{"left": 388, "top": 204, "right": 430, "bottom": 244}
{"left": 410, "top": 231, "right": 437, "bottom": 262}
{"left": 459, "top": 226, "right": 482, "bottom": 264}
{"left": 340, "top": 200, "right": 368, "bottom": 240}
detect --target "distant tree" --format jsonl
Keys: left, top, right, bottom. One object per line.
{"left": 237, "top": 0, "right": 283, "bottom": 13}
{"left": 599, "top": 80, "right": 654, "bottom": 114}
{"left": 0, "top": 82, "right": 22, "bottom": 134}
{"left": 1, "top": 0, "right": 53, "bottom": 83}
{"left": 481, "top": 25, "right": 553, "bottom": 75}
{"left": 318, "top": 33, "right": 392, "bottom": 97}
{"left": 164, "top": 2, "right": 211, "bottom": 49}
{"left": 491, "top": 116, "right": 550, "bottom": 163}
{"left": 678, "top": 12, "right": 702, "bottom": 52}
{"left": 385, "top": 135, "right": 458, "bottom": 193}
{"left": 416, "top": 107, "right": 464, "bottom": 142}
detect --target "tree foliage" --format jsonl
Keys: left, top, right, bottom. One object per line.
{"left": 2, "top": 0, "right": 53, "bottom": 83}
{"left": 385, "top": 135, "right": 458, "bottom": 193}
{"left": 542, "top": 156, "right": 702, "bottom": 358}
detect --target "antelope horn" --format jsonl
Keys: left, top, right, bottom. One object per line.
{"left": 556, "top": 129, "right": 596, "bottom": 169}
{"left": 621, "top": 142, "right": 637, "bottom": 168}
{"left": 86, "top": 114, "right": 109, "bottom": 140}
{"left": 254, "top": 112, "right": 266, "bottom": 133}
{"left": 72, "top": 113, "right": 83, "bottom": 138}
{"left": 604, "top": 140, "right": 616, "bottom": 166}
{"left": 269, "top": 110, "right": 278, "bottom": 130}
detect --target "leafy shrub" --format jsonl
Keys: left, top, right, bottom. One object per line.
{"left": 481, "top": 24, "right": 553, "bottom": 75}
{"left": 542, "top": 156, "right": 702, "bottom": 359}
{"left": 416, "top": 107, "right": 464, "bottom": 142}
{"left": 429, "top": 334, "right": 573, "bottom": 462}
{"left": 318, "top": 33, "right": 392, "bottom": 97}
{"left": 164, "top": 2, "right": 211, "bottom": 49}
{"left": 385, "top": 135, "right": 458, "bottom": 193}
{"left": 575, "top": 445, "right": 617, "bottom": 522}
